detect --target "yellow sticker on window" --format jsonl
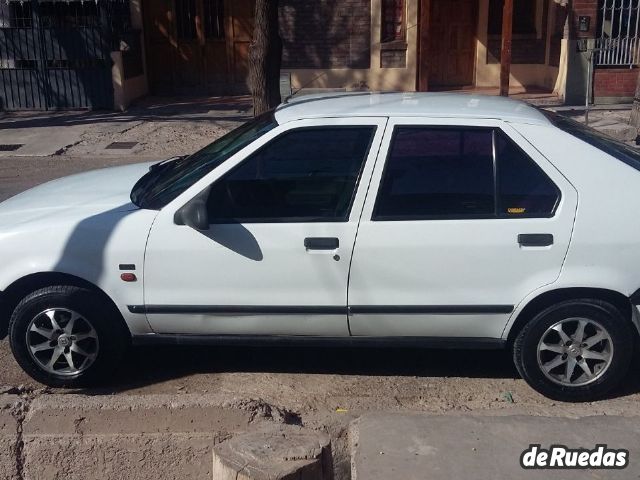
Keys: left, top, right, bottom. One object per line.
{"left": 508, "top": 207, "right": 526, "bottom": 214}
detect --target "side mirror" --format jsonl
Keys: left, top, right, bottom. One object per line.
{"left": 174, "top": 187, "right": 210, "bottom": 231}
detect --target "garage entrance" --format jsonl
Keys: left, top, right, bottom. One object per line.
{"left": 0, "top": 0, "right": 125, "bottom": 110}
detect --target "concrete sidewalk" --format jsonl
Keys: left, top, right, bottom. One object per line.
{"left": 550, "top": 104, "right": 638, "bottom": 142}
{"left": 0, "top": 96, "right": 251, "bottom": 158}
{"left": 351, "top": 413, "right": 640, "bottom": 480}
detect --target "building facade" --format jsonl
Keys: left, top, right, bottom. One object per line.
{"left": 0, "top": 0, "right": 638, "bottom": 110}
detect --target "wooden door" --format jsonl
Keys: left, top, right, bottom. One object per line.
{"left": 225, "top": 0, "right": 253, "bottom": 92}
{"left": 428, "top": 0, "right": 477, "bottom": 87}
{"left": 143, "top": 0, "right": 249, "bottom": 95}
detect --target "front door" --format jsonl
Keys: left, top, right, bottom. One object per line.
{"left": 428, "top": 0, "right": 477, "bottom": 87}
{"left": 143, "top": 0, "right": 252, "bottom": 95}
{"left": 142, "top": 117, "right": 387, "bottom": 335}
{"left": 347, "top": 118, "right": 578, "bottom": 338}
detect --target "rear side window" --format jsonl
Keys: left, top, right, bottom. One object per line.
{"left": 373, "top": 128, "right": 495, "bottom": 219}
{"left": 373, "top": 126, "right": 560, "bottom": 221}
{"left": 207, "top": 127, "right": 375, "bottom": 223}
{"left": 496, "top": 133, "right": 560, "bottom": 216}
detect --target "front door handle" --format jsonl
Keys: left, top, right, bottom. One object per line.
{"left": 304, "top": 237, "right": 339, "bottom": 251}
{"left": 518, "top": 234, "right": 554, "bottom": 247}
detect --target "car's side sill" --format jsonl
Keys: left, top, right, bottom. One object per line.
{"left": 131, "top": 334, "right": 507, "bottom": 350}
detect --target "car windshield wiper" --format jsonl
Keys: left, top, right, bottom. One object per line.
{"left": 149, "top": 155, "right": 187, "bottom": 171}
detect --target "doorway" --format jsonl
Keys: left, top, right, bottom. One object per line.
{"left": 426, "top": 0, "right": 478, "bottom": 88}
{"left": 143, "top": 0, "right": 253, "bottom": 96}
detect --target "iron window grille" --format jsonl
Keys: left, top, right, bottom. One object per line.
{"left": 596, "top": 0, "right": 640, "bottom": 66}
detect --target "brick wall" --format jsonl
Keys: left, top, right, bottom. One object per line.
{"left": 594, "top": 68, "right": 637, "bottom": 98}
{"left": 279, "top": 0, "right": 371, "bottom": 69}
{"left": 571, "top": 0, "right": 598, "bottom": 38}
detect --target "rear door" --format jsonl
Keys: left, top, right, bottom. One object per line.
{"left": 347, "top": 118, "right": 578, "bottom": 338}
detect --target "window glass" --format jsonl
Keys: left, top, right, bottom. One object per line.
{"left": 175, "top": 0, "right": 197, "bottom": 40}
{"left": 207, "top": 127, "right": 375, "bottom": 223}
{"left": 381, "top": 0, "right": 405, "bottom": 42}
{"left": 496, "top": 133, "right": 559, "bottom": 216}
{"left": 374, "top": 128, "right": 495, "bottom": 219}
{"left": 203, "top": 0, "right": 224, "bottom": 39}
{"left": 488, "top": 0, "right": 537, "bottom": 35}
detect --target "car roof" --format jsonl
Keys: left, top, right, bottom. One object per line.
{"left": 273, "top": 92, "right": 551, "bottom": 126}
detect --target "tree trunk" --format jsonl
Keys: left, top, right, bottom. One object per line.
{"left": 630, "top": 68, "right": 640, "bottom": 129}
{"left": 499, "top": 0, "right": 513, "bottom": 97}
{"left": 249, "top": 0, "right": 282, "bottom": 116}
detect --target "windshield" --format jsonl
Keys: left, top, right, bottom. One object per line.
{"left": 541, "top": 109, "right": 640, "bottom": 172}
{"left": 131, "top": 112, "right": 278, "bottom": 209}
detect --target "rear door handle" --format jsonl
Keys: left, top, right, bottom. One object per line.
{"left": 518, "top": 234, "right": 554, "bottom": 247}
{"left": 304, "top": 237, "right": 339, "bottom": 251}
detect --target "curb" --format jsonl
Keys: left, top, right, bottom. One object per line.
{"left": 1, "top": 393, "right": 302, "bottom": 480}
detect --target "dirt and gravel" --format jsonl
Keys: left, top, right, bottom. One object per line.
{"left": 2, "top": 340, "right": 640, "bottom": 425}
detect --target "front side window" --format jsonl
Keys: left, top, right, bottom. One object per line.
{"left": 373, "top": 126, "right": 559, "bottom": 221}
{"left": 207, "top": 127, "right": 376, "bottom": 223}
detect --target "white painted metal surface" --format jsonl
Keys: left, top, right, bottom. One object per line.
{"left": 275, "top": 92, "right": 550, "bottom": 126}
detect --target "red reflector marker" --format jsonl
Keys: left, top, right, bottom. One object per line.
{"left": 120, "top": 273, "right": 137, "bottom": 282}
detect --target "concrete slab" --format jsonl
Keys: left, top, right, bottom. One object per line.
{"left": 212, "top": 424, "right": 332, "bottom": 480}
{"left": 21, "top": 394, "right": 262, "bottom": 480}
{"left": 0, "top": 395, "right": 20, "bottom": 480}
{"left": 24, "top": 394, "right": 251, "bottom": 435}
{"left": 351, "top": 414, "right": 640, "bottom": 480}
{"left": 0, "top": 126, "right": 85, "bottom": 157}
{"left": 24, "top": 433, "right": 221, "bottom": 480}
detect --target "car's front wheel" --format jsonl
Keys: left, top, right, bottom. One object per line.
{"left": 513, "top": 299, "right": 634, "bottom": 401}
{"left": 9, "top": 285, "right": 128, "bottom": 388}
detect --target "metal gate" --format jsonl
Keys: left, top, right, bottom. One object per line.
{"left": 0, "top": 0, "right": 117, "bottom": 110}
{"left": 596, "top": 0, "right": 640, "bottom": 66}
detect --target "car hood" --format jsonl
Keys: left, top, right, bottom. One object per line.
{"left": 0, "top": 162, "right": 155, "bottom": 225}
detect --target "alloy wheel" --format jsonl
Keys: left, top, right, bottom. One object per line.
{"left": 25, "top": 308, "right": 99, "bottom": 376}
{"left": 536, "top": 317, "right": 613, "bottom": 387}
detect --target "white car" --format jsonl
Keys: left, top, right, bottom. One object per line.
{"left": 1, "top": 93, "right": 638, "bottom": 401}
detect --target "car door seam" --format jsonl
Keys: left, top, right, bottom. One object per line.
{"left": 346, "top": 118, "right": 390, "bottom": 335}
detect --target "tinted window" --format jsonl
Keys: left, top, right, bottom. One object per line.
{"left": 496, "top": 133, "right": 559, "bottom": 216}
{"left": 207, "top": 127, "right": 375, "bottom": 222}
{"left": 373, "top": 128, "right": 495, "bottom": 219}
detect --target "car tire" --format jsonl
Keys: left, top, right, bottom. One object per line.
{"left": 513, "top": 299, "right": 634, "bottom": 402}
{"left": 9, "top": 285, "right": 128, "bottom": 388}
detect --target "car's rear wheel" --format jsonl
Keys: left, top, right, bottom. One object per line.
{"left": 513, "top": 299, "right": 634, "bottom": 401}
{"left": 9, "top": 285, "right": 128, "bottom": 387}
